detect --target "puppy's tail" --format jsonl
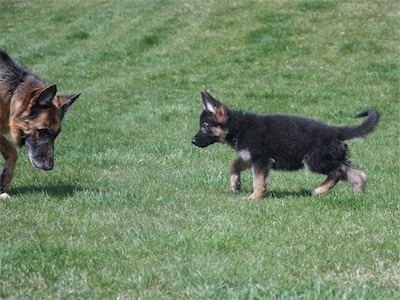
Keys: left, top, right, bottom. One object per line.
{"left": 338, "top": 110, "right": 380, "bottom": 141}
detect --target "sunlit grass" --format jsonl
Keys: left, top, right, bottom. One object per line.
{"left": 0, "top": 0, "right": 399, "bottom": 298}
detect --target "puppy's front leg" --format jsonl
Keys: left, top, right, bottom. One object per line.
{"left": 230, "top": 156, "right": 250, "bottom": 192}
{"left": 249, "top": 159, "right": 274, "bottom": 200}
{"left": 250, "top": 165, "right": 268, "bottom": 200}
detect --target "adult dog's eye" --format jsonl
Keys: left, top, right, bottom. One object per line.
{"left": 20, "top": 136, "right": 27, "bottom": 146}
{"left": 37, "top": 128, "right": 51, "bottom": 137}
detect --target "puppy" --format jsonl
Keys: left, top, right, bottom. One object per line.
{"left": 192, "top": 91, "right": 379, "bottom": 199}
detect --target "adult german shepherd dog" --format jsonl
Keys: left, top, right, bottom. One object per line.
{"left": 192, "top": 91, "right": 379, "bottom": 200}
{"left": 0, "top": 49, "right": 80, "bottom": 199}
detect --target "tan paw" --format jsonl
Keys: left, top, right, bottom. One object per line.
{"left": 249, "top": 192, "right": 264, "bottom": 200}
{"left": 0, "top": 192, "right": 11, "bottom": 199}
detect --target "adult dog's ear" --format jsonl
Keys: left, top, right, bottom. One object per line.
{"left": 201, "top": 91, "right": 228, "bottom": 123}
{"left": 57, "top": 93, "right": 81, "bottom": 114}
{"left": 24, "top": 85, "right": 57, "bottom": 120}
{"left": 33, "top": 85, "right": 57, "bottom": 109}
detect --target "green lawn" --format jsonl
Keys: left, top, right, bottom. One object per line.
{"left": 1, "top": 0, "right": 399, "bottom": 298}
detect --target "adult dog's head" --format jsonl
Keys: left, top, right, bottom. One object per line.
{"left": 11, "top": 85, "right": 80, "bottom": 170}
{"left": 192, "top": 91, "right": 230, "bottom": 148}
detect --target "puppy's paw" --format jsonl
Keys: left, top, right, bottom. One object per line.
{"left": 313, "top": 186, "right": 327, "bottom": 195}
{"left": 249, "top": 192, "right": 264, "bottom": 200}
{"left": 0, "top": 192, "right": 11, "bottom": 199}
{"left": 230, "top": 174, "right": 241, "bottom": 192}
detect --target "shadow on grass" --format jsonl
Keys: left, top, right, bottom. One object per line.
{"left": 267, "top": 189, "right": 312, "bottom": 198}
{"left": 240, "top": 188, "right": 313, "bottom": 199}
{"left": 8, "top": 183, "right": 88, "bottom": 198}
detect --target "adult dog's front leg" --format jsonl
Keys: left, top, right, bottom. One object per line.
{"left": 230, "top": 156, "right": 250, "bottom": 192}
{"left": 1, "top": 136, "right": 18, "bottom": 199}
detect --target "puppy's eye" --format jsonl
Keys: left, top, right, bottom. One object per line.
{"left": 201, "top": 123, "right": 208, "bottom": 133}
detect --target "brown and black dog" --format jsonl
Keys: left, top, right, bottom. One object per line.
{"left": 192, "top": 91, "right": 380, "bottom": 200}
{"left": 0, "top": 49, "right": 80, "bottom": 199}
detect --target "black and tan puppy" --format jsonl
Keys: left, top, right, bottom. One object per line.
{"left": 0, "top": 49, "right": 80, "bottom": 199}
{"left": 192, "top": 91, "right": 379, "bottom": 199}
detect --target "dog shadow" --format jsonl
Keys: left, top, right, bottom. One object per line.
{"left": 239, "top": 188, "right": 312, "bottom": 199}
{"left": 9, "top": 183, "right": 87, "bottom": 198}
{"left": 267, "top": 189, "right": 313, "bottom": 198}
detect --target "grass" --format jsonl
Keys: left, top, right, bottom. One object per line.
{"left": 1, "top": 0, "right": 399, "bottom": 298}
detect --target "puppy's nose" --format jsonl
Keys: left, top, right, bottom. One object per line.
{"left": 192, "top": 137, "right": 198, "bottom": 145}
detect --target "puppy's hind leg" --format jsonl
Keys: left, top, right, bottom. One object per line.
{"left": 313, "top": 165, "right": 346, "bottom": 195}
{"left": 343, "top": 165, "right": 367, "bottom": 193}
{"left": 230, "top": 156, "right": 250, "bottom": 192}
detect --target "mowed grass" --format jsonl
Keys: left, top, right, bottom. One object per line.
{"left": 1, "top": 0, "right": 399, "bottom": 298}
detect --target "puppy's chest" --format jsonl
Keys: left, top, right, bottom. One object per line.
{"left": 238, "top": 149, "right": 252, "bottom": 162}
{"left": 230, "top": 137, "right": 252, "bottom": 162}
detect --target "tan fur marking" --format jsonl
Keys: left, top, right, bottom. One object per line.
{"left": 230, "top": 156, "right": 251, "bottom": 192}
{"left": 314, "top": 166, "right": 345, "bottom": 195}
{"left": 213, "top": 106, "right": 228, "bottom": 124}
{"left": 230, "top": 174, "right": 240, "bottom": 192}
{"left": 10, "top": 105, "right": 62, "bottom": 146}
{"left": 314, "top": 165, "right": 367, "bottom": 195}
{"left": 0, "top": 135, "right": 18, "bottom": 190}
{"left": 344, "top": 166, "right": 367, "bottom": 192}
{"left": 0, "top": 104, "right": 10, "bottom": 133}
{"left": 211, "top": 127, "right": 227, "bottom": 142}
{"left": 250, "top": 166, "right": 269, "bottom": 200}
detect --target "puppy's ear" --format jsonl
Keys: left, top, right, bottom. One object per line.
{"left": 201, "top": 91, "right": 219, "bottom": 113}
{"left": 200, "top": 91, "right": 228, "bottom": 123}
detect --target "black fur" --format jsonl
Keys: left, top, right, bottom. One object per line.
{"left": 0, "top": 49, "right": 35, "bottom": 99}
{"left": 192, "top": 91, "right": 380, "bottom": 199}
